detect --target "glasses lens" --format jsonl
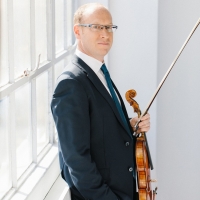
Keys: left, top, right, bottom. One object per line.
{"left": 91, "top": 24, "right": 101, "bottom": 31}
{"left": 106, "top": 25, "right": 117, "bottom": 32}
{"left": 90, "top": 24, "right": 117, "bottom": 32}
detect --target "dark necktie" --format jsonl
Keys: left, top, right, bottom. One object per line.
{"left": 101, "top": 64, "right": 130, "bottom": 134}
{"left": 101, "top": 64, "right": 135, "bottom": 178}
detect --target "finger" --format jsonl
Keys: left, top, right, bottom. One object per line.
{"left": 130, "top": 117, "right": 139, "bottom": 127}
{"left": 140, "top": 113, "right": 150, "bottom": 121}
{"left": 139, "top": 120, "right": 150, "bottom": 128}
{"left": 136, "top": 126, "right": 150, "bottom": 133}
{"left": 137, "top": 122, "right": 150, "bottom": 133}
{"left": 138, "top": 126, "right": 150, "bottom": 133}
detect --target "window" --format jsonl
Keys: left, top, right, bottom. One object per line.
{"left": 0, "top": 0, "right": 76, "bottom": 199}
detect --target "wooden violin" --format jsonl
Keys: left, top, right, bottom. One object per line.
{"left": 125, "top": 89, "right": 157, "bottom": 200}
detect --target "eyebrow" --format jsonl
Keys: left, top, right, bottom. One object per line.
{"left": 88, "top": 23, "right": 114, "bottom": 26}
{"left": 89, "top": 21, "right": 113, "bottom": 25}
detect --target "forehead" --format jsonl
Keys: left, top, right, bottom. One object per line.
{"left": 82, "top": 6, "right": 112, "bottom": 24}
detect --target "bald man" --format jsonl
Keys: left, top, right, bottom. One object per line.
{"left": 51, "top": 3, "right": 150, "bottom": 200}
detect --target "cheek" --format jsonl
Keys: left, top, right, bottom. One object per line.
{"left": 110, "top": 35, "right": 113, "bottom": 44}
{"left": 110, "top": 39, "right": 113, "bottom": 47}
{"left": 84, "top": 35, "right": 97, "bottom": 46}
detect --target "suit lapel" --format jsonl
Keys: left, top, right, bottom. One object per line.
{"left": 72, "top": 55, "right": 132, "bottom": 138}
{"left": 112, "top": 81, "right": 133, "bottom": 138}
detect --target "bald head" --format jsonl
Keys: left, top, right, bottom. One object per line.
{"left": 73, "top": 3, "right": 114, "bottom": 62}
{"left": 73, "top": 3, "right": 112, "bottom": 25}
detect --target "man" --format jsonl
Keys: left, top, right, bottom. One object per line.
{"left": 51, "top": 3, "right": 150, "bottom": 200}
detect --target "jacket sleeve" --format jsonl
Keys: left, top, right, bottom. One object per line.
{"left": 51, "top": 78, "right": 118, "bottom": 200}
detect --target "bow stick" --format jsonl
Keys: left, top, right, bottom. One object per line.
{"left": 134, "top": 18, "right": 200, "bottom": 132}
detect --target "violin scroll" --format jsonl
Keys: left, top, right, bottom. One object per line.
{"left": 125, "top": 89, "right": 141, "bottom": 117}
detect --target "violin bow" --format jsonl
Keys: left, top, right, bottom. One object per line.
{"left": 134, "top": 18, "right": 200, "bottom": 131}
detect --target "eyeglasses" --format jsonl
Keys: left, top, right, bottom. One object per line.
{"left": 78, "top": 24, "right": 118, "bottom": 33}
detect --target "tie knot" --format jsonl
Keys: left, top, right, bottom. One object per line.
{"left": 101, "top": 64, "right": 109, "bottom": 74}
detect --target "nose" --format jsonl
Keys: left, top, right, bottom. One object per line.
{"left": 100, "top": 28, "right": 110, "bottom": 38}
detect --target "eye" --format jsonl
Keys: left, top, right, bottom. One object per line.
{"left": 92, "top": 25, "right": 99, "bottom": 29}
{"left": 105, "top": 26, "right": 112, "bottom": 30}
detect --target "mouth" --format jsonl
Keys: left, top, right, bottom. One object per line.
{"left": 98, "top": 42, "right": 109, "bottom": 45}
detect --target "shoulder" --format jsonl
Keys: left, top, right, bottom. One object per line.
{"left": 53, "top": 59, "right": 88, "bottom": 96}
{"left": 57, "top": 61, "right": 86, "bottom": 82}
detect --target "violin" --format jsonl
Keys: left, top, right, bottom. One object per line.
{"left": 125, "top": 89, "right": 157, "bottom": 200}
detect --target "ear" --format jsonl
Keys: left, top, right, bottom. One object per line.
{"left": 74, "top": 25, "right": 81, "bottom": 39}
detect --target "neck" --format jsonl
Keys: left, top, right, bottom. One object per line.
{"left": 77, "top": 46, "right": 104, "bottom": 63}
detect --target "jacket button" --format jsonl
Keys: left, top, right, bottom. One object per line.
{"left": 129, "top": 167, "right": 133, "bottom": 172}
{"left": 125, "top": 142, "right": 130, "bottom": 146}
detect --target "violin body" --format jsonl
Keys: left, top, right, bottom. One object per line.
{"left": 136, "top": 136, "right": 152, "bottom": 200}
{"left": 125, "top": 89, "right": 157, "bottom": 200}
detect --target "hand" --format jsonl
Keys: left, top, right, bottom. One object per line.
{"left": 130, "top": 113, "right": 150, "bottom": 133}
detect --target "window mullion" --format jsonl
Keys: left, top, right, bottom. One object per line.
{"left": 47, "top": 0, "right": 55, "bottom": 143}
{"left": 47, "top": 0, "right": 55, "bottom": 62}
{"left": 67, "top": 0, "right": 73, "bottom": 48}
{"left": 64, "top": 0, "right": 68, "bottom": 50}
{"left": 31, "top": 80, "right": 37, "bottom": 162}
{"left": 64, "top": 0, "right": 73, "bottom": 67}
{"left": 7, "top": 0, "right": 17, "bottom": 189}
{"left": 64, "top": 0, "right": 68, "bottom": 68}
{"left": 30, "top": 0, "right": 37, "bottom": 163}
{"left": 8, "top": 92, "right": 17, "bottom": 188}
{"left": 48, "top": 68, "right": 54, "bottom": 144}
{"left": 30, "top": 0, "right": 36, "bottom": 70}
{"left": 72, "top": 0, "right": 77, "bottom": 43}
{"left": 7, "top": 0, "right": 14, "bottom": 83}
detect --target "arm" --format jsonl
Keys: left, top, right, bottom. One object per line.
{"left": 51, "top": 78, "right": 118, "bottom": 200}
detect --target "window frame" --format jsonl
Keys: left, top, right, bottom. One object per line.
{"left": 0, "top": 0, "right": 76, "bottom": 199}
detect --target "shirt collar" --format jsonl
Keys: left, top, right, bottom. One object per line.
{"left": 75, "top": 49, "right": 104, "bottom": 74}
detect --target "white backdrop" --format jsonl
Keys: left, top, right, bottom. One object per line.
{"left": 157, "top": 0, "right": 200, "bottom": 199}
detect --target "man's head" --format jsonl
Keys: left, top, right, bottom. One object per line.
{"left": 74, "top": 3, "right": 115, "bottom": 62}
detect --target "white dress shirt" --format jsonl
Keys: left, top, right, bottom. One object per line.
{"left": 75, "top": 49, "right": 111, "bottom": 94}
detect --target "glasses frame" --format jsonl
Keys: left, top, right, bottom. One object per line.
{"left": 78, "top": 24, "right": 118, "bottom": 33}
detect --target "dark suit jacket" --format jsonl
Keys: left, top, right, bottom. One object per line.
{"left": 51, "top": 55, "right": 137, "bottom": 200}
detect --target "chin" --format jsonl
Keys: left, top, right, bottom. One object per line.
{"left": 99, "top": 49, "right": 109, "bottom": 55}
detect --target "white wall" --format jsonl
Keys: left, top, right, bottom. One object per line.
{"left": 157, "top": 1, "right": 200, "bottom": 199}
{"left": 78, "top": 0, "right": 108, "bottom": 8}
{"left": 108, "top": 0, "right": 158, "bottom": 181}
